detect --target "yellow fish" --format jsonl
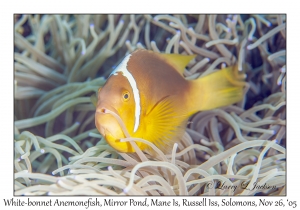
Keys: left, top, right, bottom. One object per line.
{"left": 95, "top": 49, "right": 245, "bottom": 153}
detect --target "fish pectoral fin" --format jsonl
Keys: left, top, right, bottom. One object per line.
{"left": 159, "top": 53, "right": 196, "bottom": 75}
{"left": 143, "top": 95, "right": 188, "bottom": 153}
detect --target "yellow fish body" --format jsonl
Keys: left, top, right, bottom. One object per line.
{"left": 95, "top": 49, "right": 245, "bottom": 153}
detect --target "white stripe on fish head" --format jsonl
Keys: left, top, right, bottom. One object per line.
{"left": 109, "top": 54, "right": 141, "bottom": 133}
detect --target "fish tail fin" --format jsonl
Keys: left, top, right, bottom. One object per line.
{"left": 189, "top": 65, "right": 246, "bottom": 113}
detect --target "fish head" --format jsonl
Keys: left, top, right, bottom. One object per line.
{"left": 95, "top": 72, "right": 137, "bottom": 152}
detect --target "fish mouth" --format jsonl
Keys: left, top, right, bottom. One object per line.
{"left": 95, "top": 105, "right": 135, "bottom": 153}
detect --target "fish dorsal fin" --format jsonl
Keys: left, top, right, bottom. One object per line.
{"left": 140, "top": 95, "right": 188, "bottom": 154}
{"left": 159, "top": 53, "right": 196, "bottom": 75}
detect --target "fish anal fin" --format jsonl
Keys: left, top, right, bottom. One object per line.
{"left": 189, "top": 65, "right": 246, "bottom": 112}
{"left": 140, "top": 95, "right": 188, "bottom": 154}
{"left": 159, "top": 53, "right": 196, "bottom": 75}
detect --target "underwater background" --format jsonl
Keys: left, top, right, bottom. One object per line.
{"left": 14, "top": 14, "right": 286, "bottom": 195}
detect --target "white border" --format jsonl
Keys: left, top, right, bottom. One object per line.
{"left": 2, "top": 1, "right": 297, "bottom": 209}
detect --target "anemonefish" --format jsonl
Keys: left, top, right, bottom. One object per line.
{"left": 95, "top": 49, "right": 245, "bottom": 153}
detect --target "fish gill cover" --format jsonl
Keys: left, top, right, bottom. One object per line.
{"left": 14, "top": 14, "right": 286, "bottom": 195}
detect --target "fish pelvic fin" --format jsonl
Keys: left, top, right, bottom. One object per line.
{"left": 90, "top": 93, "right": 98, "bottom": 107}
{"left": 189, "top": 65, "right": 246, "bottom": 113}
{"left": 139, "top": 95, "right": 188, "bottom": 154}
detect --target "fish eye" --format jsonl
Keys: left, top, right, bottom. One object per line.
{"left": 122, "top": 91, "right": 130, "bottom": 101}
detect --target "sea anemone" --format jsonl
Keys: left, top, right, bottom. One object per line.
{"left": 14, "top": 14, "right": 286, "bottom": 195}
